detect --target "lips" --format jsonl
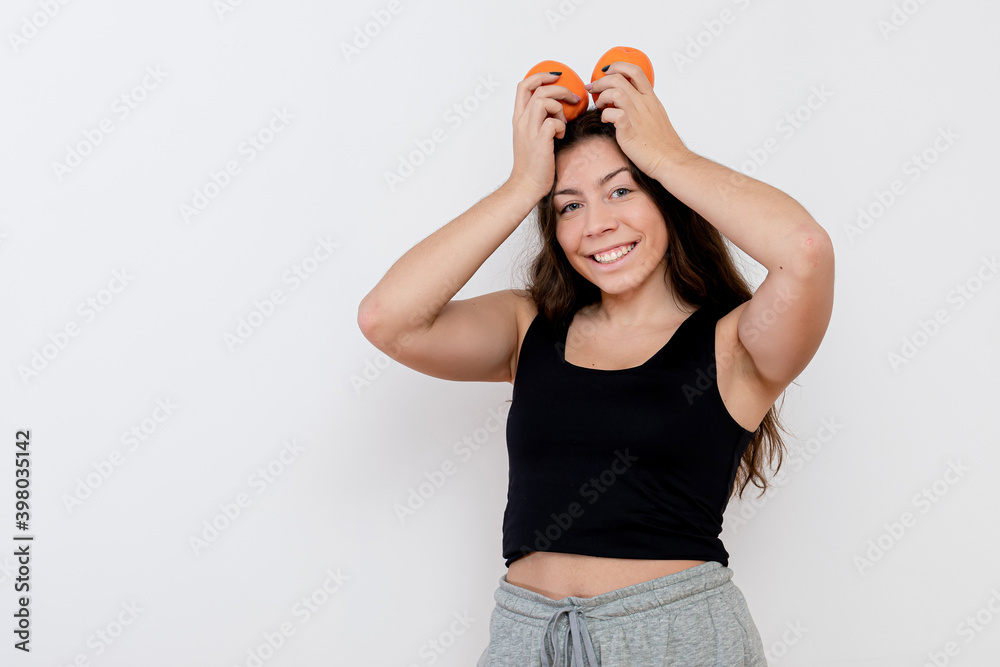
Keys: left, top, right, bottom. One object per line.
{"left": 589, "top": 240, "right": 638, "bottom": 265}
{"left": 589, "top": 240, "right": 638, "bottom": 257}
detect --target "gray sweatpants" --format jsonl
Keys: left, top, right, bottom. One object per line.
{"left": 476, "top": 561, "right": 768, "bottom": 666}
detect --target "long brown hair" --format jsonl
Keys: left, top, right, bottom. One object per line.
{"left": 515, "top": 107, "right": 793, "bottom": 500}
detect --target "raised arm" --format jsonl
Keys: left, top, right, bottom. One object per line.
{"left": 650, "top": 151, "right": 834, "bottom": 394}
{"left": 589, "top": 61, "right": 835, "bottom": 394}
{"left": 357, "top": 71, "right": 582, "bottom": 383}
{"left": 357, "top": 182, "right": 537, "bottom": 383}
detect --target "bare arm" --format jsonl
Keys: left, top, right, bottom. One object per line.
{"left": 657, "top": 153, "right": 834, "bottom": 393}
{"left": 357, "top": 183, "right": 538, "bottom": 381}
{"left": 650, "top": 151, "right": 834, "bottom": 393}
{"left": 590, "top": 61, "right": 835, "bottom": 394}
{"left": 358, "top": 70, "right": 581, "bottom": 382}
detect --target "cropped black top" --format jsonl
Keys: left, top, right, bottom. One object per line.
{"left": 501, "top": 301, "right": 755, "bottom": 568}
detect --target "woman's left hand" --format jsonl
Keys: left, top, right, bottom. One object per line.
{"left": 587, "top": 62, "right": 690, "bottom": 178}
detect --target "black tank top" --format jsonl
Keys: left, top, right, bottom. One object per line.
{"left": 502, "top": 301, "right": 755, "bottom": 568}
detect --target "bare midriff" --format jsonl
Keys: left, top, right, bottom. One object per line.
{"left": 505, "top": 551, "right": 707, "bottom": 601}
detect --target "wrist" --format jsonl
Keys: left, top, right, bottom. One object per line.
{"left": 649, "top": 145, "right": 698, "bottom": 185}
{"left": 501, "top": 176, "right": 548, "bottom": 208}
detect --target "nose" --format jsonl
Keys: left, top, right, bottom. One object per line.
{"left": 582, "top": 201, "right": 619, "bottom": 237}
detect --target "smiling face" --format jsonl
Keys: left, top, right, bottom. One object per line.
{"left": 552, "top": 136, "right": 669, "bottom": 296}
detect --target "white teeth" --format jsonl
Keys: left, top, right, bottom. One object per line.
{"left": 593, "top": 242, "right": 636, "bottom": 264}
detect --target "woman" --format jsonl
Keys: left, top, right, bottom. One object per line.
{"left": 358, "top": 61, "right": 834, "bottom": 666}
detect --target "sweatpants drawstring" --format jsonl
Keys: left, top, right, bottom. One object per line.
{"left": 540, "top": 605, "right": 599, "bottom": 667}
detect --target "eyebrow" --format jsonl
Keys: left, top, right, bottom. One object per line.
{"left": 553, "top": 166, "right": 630, "bottom": 197}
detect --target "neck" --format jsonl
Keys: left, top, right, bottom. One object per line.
{"left": 588, "top": 260, "right": 693, "bottom": 329}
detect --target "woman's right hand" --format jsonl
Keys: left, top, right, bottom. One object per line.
{"left": 507, "top": 72, "right": 581, "bottom": 201}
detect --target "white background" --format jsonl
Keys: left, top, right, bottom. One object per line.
{"left": 1, "top": 0, "right": 999, "bottom": 665}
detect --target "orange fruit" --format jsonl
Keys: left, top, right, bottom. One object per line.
{"left": 523, "top": 60, "right": 589, "bottom": 121}
{"left": 590, "top": 46, "right": 655, "bottom": 106}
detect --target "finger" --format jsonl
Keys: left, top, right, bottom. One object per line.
{"left": 514, "top": 71, "right": 562, "bottom": 120}
{"left": 516, "top": 94, "right": 567, "bottom": 135}
{"left": 530, "top": 82, "right": 582, "bottom": 106}
{"left": 587, "top": 65, "right": 649, "bottom": 112}
{"left": 532, "top": 96, "right": 568, "bottom": 126}
{"left": 515, "top": 78, "right": 580, "bottom": 129}
{"left": 593, "top": 86, "right": 627, "bottom": 111}
{"left": 601, "top": 61, "right": 652, "bottom": 94}
{"left": 542, "top": 116, "right": 567, "bottom": 141}
{"left": 514, "top": 71, "right": 557, "bottom": 122}
{"left": 600, "top": 106, "right": 626, "bottom": 127}
{"left": 589, "top": 72, "right": 638, "bottom": 105}
{"left": 597, "top": 87, "right": 641, "bottom": 123}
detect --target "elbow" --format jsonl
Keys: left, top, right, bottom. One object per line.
{"left": 784, "top": 227, "right": 834, "bottom": 279}
{"left": 357, "top": 297, "right": 381, "bottom": 346}
{"left": 357, "top": 298, "right": 421, "bottom": 356}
